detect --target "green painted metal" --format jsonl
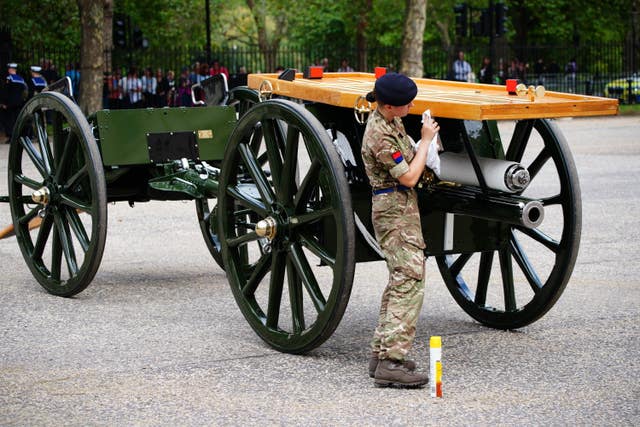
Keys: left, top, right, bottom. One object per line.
{"left": 96, "top": 106, "right": 236, "bottom": 166}
{"left": 217, "top": 99, "right": 355, "bottom": 354}
{"left": 148, "top": 168, "right": 218, "bottom": 199}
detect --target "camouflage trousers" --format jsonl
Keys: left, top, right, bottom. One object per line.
{"left": 370, "top": 189, "right": 426, "bottom": 361}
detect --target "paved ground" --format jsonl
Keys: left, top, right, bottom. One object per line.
{"left": 0, "top": 115, "right": 638, "bottom": 425}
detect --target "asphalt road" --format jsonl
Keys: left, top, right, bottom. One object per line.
{"left": 0, "top": 115, "right": 638, "bottom": 425}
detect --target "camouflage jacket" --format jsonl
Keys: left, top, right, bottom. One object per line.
{"left": 361, "top": 109, "right": 415, "bottom": 190}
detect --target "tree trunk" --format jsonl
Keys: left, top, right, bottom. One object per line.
{"left": 246, "top": 0, "right": 284, "bottom": 73}
{"left": 103, "top": 0, "right": 113, "bottom": 71}
{"left": 355, "top": 0, "right": 372, "bottom": 71}
{"left": 77, "top": 0, "right": 106, "bottom": 115}
{"left": 400, "top": 0, "right": 426, "bottom": 77}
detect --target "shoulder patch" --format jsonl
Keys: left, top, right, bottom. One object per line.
{"left": 391, "top": 150, "right": 404, "bottom": 164}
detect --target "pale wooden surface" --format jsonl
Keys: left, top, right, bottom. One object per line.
{"left": 247, "top": 72, "right": 619, "bottom": 120}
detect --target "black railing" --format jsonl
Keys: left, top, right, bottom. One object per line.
{"left": 8, "top": 42, "right": 640, "bottom": 101}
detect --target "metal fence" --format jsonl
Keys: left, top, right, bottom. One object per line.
{"left": 8, "top": 41, "right": 640, "bottom": 101}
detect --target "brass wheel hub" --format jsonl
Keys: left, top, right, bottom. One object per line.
{"left": 255, "top": 216, "right": 278, "bottom": 241}
{"left": 32, "top": 187, "right": 51, "bottom": 205}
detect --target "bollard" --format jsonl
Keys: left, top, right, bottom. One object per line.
{"left": 430, "top": 336, "right": 442, "bottom": 398}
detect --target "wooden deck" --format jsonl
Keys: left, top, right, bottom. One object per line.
{"left": 247, "top": 72, "right": 619, "bottom": 121}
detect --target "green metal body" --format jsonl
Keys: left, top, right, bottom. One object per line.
{"left": 90, "top": 106, "right": 235, "bottom": 203}
{"left": 91, "top": 100, "right": 516, "bottom": 258}
{"left": 96, "top": 106, "right": 236, "bottom": 166}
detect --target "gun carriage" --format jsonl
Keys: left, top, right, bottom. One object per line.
{"left": 1, "top": 71, "right": 617, "bottom": 353}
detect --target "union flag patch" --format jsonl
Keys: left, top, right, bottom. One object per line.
{"left": 392, "top": 150, "right": 404, "bottom": 164}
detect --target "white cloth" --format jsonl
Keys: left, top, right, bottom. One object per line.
{"left": 412, "top": 109, "right": 443, "bottom": 177}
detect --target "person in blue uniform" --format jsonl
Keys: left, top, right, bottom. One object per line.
{"left": 0, "top": 63, "right": 27, "bottom": 141}
{"left": 27, "top": 65, "right": 47, "bottom": 99}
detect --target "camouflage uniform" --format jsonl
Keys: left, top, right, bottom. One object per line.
{"left": 361, "top": 109, "right": 426, "bottom": 362}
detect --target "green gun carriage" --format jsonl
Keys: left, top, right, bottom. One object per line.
{"left": 1, "top": 72, "right": 618, "bottom": 353}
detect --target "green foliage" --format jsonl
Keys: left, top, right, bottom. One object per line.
{"left": 114, "top": 0, "right": 207, "bottom": 48}
{"left": 507, "top": 0, "right": 634, "bottom": 45}
{"left": 0, "top": 0, "right": 80, "bottom": 49}
{"left": 0, "top": 0, "right": 634, "bottom": 66}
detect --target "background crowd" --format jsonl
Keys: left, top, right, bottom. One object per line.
{"left": 102, "top": 59, "right": 249, "bottom": 110}
{"left": 1, "top": 53, "right": 584, "bottom": 143}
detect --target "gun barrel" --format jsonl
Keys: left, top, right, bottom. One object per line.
{"left": 421, "top": 184, "right": 544, "bottom": 229}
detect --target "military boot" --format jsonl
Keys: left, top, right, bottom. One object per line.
{"left": 368, "top": 353, "right": 417, "bottom": 378}
{"left": 374, "top": 359, "right": 429, "bottom": 388}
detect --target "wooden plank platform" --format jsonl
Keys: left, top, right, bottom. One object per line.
{"left": 247, "top": 72, "right": 619, "bottom": 121}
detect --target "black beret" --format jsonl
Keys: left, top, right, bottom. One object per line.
{"left": 369, "top": 72, "right": 418, "bottom": 106}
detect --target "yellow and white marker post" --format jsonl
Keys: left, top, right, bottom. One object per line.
{"left": 430, "top": 336, "right": 442, "bottom": 398}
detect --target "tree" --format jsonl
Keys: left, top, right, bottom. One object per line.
{"left": 244, "top": 0, "right": 291, "bottom": 72}
{"left": 400, "top": 0, "right": 426, "bottom": 77}
{"left": 76, "top": 0, "right": 111, "bottom": 115}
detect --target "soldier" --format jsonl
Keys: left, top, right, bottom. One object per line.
{"left": 361, "top": 72, "right": 439, "bottom": 388}
{"left": 27, "top": 65, "right": 47, "bottom": 99}
{"left": 0, "top": 63, "right": 27, "bottom": 141}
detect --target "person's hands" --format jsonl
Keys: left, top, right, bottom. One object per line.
{"left": 421, "top": 117, "right": 439, "bottom": 142}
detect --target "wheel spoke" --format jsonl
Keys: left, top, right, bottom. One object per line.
{"left": 450, "top": 253, "right": 472, "bottom": 278}
{"left": 289, "top": 242, "right": 327, "bottom": 313}
{"left": 287, "top": 257, "right": 306, "bottom": 334}
{"left": 516, "top": 226, "right": 561, "bottom": 253}
{"left": 499, "top": 247, "right": 517, "bottom": 312}
{"left": 299, "top": 232, "right": 335, "bottom": 267}
{"left": 266, "top": 251, "right": 286, "bottom": 329}
{"left": 242, "top": 252, "right": 272, "bottom": 297}
{"left": 18, "top": 205, "right": 41, "bottom": 225}
{"left": 226, "top": 185, "right": 268, "bottom": 217}
{"left": 227, "top": 230, "right": 260, "bottom": 248}
{"left": 32, "top": 214, "right": 54, "bottom": 261}
{"left": 262, "top": 119, "right": 285, "bottom": 190}
{"left": 34, "top": 111, "right": 54, "bottom": 175}
{"left": 248, "top": 124, "right": 263, "bottom": 155}
{"left": 542, "top": 194, "right": 563, "bottom": 206}
{"left": 14, "top": 174, "right": 43, "bottom": 191}
{"left": 279, "top": 126, "right": 300, "bottom": 202}
{"left": 294, "top": 159, "right": 321, "bottom": 211}
{"left": 65, "top": 164, "right": 88, "bottom": 189}
{"left": 527, "top": 147, "right": 551, "bottom": 180}
{"left": 238, "top": 143, "right": 275, "bottom": 206}
{"left": 290, "top": 207, "right": 332, "bottom": 228}
{"left": 507, "top": 120, "right": 534, "bottom": 162}
{"left": 53, "top": 212, "right": 79, "bottom": 277}
{"left": 50, "top": 223, "right": 62, "bottom": 281}
{"left": 65, "top": 208, "right": 90, "bottom": 252}
{"left": 54, "top": 132, "right": 77, "bottom": 183}
{"left": 19, "top": 136, "right": 47, "bottom": 178}
{"left": 510, "top": 232, "right": 543, "bottom": 293}
{"left": 60, "top": 194, "right": 93, "bottom": 213}
{"left": 475, "top": 251, "right": 494, "bottom": 306}
{"left": 51, "top": 110, "right": 65, "bottom": 162}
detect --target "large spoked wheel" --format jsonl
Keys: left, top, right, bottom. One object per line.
{"left": 195, "top": 87, "right": 261, "bottom": 269}
{"left": 8, "top": 92, "right": 107, "bottom": 296}
{"left": 437, "top": 119, "right": 581, "bottom": 329}
{"left": 218, "top": 99, "right": 355, "bottom": 353}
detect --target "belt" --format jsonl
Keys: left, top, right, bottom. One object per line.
{"left": 372, "top": 185, "right": 410, "bottom": 195}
